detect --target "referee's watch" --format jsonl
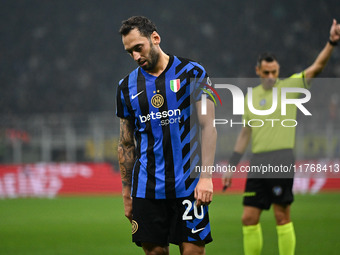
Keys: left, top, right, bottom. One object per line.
{"left": 329, "top": 39, "right": 338, "bottom": 46}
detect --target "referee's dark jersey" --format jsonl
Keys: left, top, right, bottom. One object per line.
{"left": 116, "top": 55, "right": 207, "bottom": 199}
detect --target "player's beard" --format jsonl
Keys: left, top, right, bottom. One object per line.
{"left": 140, "top": 43, "right": 159, "bottom": 71}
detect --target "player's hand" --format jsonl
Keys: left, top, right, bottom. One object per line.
{"left": 123, "top": 195, "right": 133, "bottom": 222}
{"left": 194, "top": 178, "right": 213, "bottom": 207}
{"left": 122, "top": 186, "right": 133, "bottom": 222}
{"left": 330, "top": 19, "right": 340, "bottom": 42}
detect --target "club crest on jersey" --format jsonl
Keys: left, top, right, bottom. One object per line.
{"left": 151, "top": 90, "right": 164, "bottom": 108}
{"left": 170, "top": 79, "right": 180, "bottom": 93}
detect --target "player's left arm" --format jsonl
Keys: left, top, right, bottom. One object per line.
{"left": 304, "top": 19, "right": 340, "bottom": 80}
{"left": 118, "top": 117, "right": 136, "bottom": 223}
{"left": 195, "top": 99, "right": 217, "bottom": 206}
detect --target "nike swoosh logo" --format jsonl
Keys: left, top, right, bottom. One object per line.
{"left": 191, "top": 227, "right": 205, "bottom": 234}
{"left": 131, "top": 90, "right": 144, "bottom": 100}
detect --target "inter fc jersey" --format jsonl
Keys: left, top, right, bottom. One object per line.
{"left": 243, "top": 72, "right": 309, "bottom": 153}
{"left": 116, "top": 55, "right": 208, "bottom": 199}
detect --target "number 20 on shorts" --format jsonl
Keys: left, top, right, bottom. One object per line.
{"left": 182, "top": 199, "right": 204, "bottom": 220}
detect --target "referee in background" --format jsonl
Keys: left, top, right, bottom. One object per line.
{"left": 222, "top": 19, "right": 340, "bottom": 255}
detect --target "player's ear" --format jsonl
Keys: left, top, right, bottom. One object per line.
{"left": 151, "top": 31, "right": 161, "bottom": 45}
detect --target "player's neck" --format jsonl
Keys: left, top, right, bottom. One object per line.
{"left": 146, "top": 51, "right": 169, "bottom": 77}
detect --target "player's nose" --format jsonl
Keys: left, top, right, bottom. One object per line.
{"left": 132, "top": 51, "right": 141, "bottom": 62}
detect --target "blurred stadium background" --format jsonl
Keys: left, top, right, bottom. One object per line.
{"left": 1, "top": 0, "right": 340, "bottom": 254}
{"left": 1, "top": 0, "right": 340, "bottom": 165}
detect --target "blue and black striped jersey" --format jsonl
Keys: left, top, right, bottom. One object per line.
{"left": 116, "top": 55, "right": 208, "bottom": 199}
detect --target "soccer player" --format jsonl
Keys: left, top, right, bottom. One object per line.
{"left": 116, "top": 16, "right": 217, "bottom": 255}
{"left": 222, "top": 19, "right": 340, "bottom": 255}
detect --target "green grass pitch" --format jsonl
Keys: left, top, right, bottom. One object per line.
{"left": 0, "top": 193, "right": 339, "bottom": 255}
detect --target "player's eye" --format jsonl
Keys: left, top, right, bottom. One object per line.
{"left": 135, "top": 45, "right": 142, "bottom": 52}
{"left": 126, "top": 49, "right": 133, "bottom": 55}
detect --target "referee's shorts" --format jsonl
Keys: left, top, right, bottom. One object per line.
{"left": 243, "top": 149, "right": 295, "bottom": 210}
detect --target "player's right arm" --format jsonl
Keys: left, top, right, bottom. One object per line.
{"left": 222, "top": 126, "right": 251, "bottom": 190}
{"left": 118, "top": 118, "right": 136, "bottom": 222}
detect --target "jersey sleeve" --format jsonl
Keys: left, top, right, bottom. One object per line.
{"left": 116, "top": 79, "right": 132, "bottom": 119}
{"left": 190, "top": 62, "right": 211, "bottom": 102}
{"left": 284, "top": 71, "right": 310, "bottom": 89}
{"left": 280, "top": 71, "right": 310, "bottom": 99}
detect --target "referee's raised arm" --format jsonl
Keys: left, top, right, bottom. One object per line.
{"left": 304, "top": 19, "right": 340, "bottom": 80}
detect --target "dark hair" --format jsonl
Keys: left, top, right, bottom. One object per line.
{"left": 119, "top": 16, "right": 157, "bottom": 37}
{"left": 257, "top": 52, "right": 278, "bottom": 67}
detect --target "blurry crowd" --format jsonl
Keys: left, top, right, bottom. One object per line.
{"left": 1, "top": 0, "right": 340, "bottom": 116}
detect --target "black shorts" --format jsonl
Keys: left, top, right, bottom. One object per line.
{"left": 132, "top": 193, "right": 212, "bottom": 247}
{"left": 243, "top": 149, "right": 295, "bottom": 210}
